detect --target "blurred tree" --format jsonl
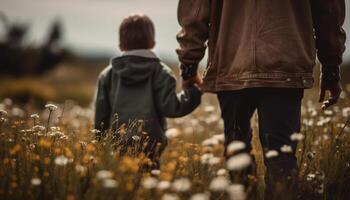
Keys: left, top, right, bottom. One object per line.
{"left": 37, "top": 19, "right": 65, "bottom": 74}
{"left": 0, "top": 14, "right": 66, "bottom": 76}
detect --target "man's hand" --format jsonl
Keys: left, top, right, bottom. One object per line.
{"left": 319, "top": 80, "right": 342, "bottom": 109}
{"left": 182, "top": 73, "right": 203, "bottom": 89}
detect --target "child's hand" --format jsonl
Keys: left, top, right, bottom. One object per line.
{"left": 182, "top": 73, "right": 203, "bottom": 89}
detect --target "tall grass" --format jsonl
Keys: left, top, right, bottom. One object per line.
{"left": 0, "top": 94, "right": 349, "bottom": 200}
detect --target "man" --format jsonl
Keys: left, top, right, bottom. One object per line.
{"left": 176, "top": 0, "right": 346, "bottom": 199}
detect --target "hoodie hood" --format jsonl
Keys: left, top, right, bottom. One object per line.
{"left": 111, "top": 50, "right": 159, "bottom": 85}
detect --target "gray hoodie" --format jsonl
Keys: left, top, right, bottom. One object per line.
{"left": 94, "top": 50, "right": 202, "bottom": 143}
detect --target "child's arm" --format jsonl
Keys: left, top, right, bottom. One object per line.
{"left": 154, "top": 65, "right": 202, "bottom": 118}
{"left": 94, "top": 73, "right": 111, "bottom": 133}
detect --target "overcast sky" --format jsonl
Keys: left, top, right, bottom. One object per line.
{"left": 1, "top": 0, "right": 349, "bottom": 62}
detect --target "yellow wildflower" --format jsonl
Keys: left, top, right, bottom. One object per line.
{"left": 38, "top": 138, "right": 52, "bottom": 148}
{"left": 3, "top": 158, "right": 9, "bottom": 164}
{"left": 54, "top": 148, "right": 62, "bottom": 155}
{"left": 179, "top": 156, "right": 189, "bottom": 163}
{"left": 192, "top": 154, "right": 200, "bottom": 161}
{"left": 166, "top": 161, "right": 177, "bottom": 171}
{"left": 11, "top": 182, "right": 17, "bottom": 188}
{"left": 66, "top": 194, "right": 76, "bottom": 200}
{"left": 34, "top": 154, "right": 40, "bottom": 161}
{"left": 86, "top": 144, "right": 96, "bottom": 153}
{"left": 126, "top": 181, "right": 134, "bottom": 191}
{"left": 82, "top": 154, "right": 90, "bottom": 164}
{"left": 44, "top": 157, "right": 50, "bottom": 165}
{"left": 120, "top": 157, "right": 139, "bottom": 172}
{"left": 65, "top": 147, "right": 74, "bottom": 159}
{"left": 9, "top": 144, "right": 21, "bottom": 155}
{"left": 160, "top": 173, "right": 173, "bottom": 181}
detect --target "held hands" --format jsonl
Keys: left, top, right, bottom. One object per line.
{"left": 182, "top": 72, "right": 203, "bottom": 90}
{"left": 319, "top": 79, "right": 342, "bottom": 110}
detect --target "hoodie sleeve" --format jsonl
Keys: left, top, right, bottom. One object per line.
{"left": 154, "top": 65, "right": 202, "bottom": 118}
{"left": 94, "top": 72, "right": 111, "bottom": 132}
{"left": 310, "top": 0, "right": 346, "bottom": 82}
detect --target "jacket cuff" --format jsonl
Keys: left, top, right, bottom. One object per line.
{"left": 321, "top": 65, "right": 341, "bottom": 83}
{"left": 184, "top": 85, "right": 202, "bottom": 105}
{"left": 187, "top": 85, "right": 203, "bottom": 96}
{"left": 180, "top": 63, "right": 198, "bottom": 80}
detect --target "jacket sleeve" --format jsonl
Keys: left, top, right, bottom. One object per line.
{"left": 310, "top": 0, "right": 346, "bottom": 81}
{"left": 94, "top": 75, "right": 111, "bottom": 132}
{"left": 176, "top": 0, "right": 210, "bottom": 68}
{"left": 154, "top": 66, "right": 202, "bottom": 118}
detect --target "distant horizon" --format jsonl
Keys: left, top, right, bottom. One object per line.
{"left": 1, "top": 0, "right": 349, "bottom": 63}
{"left": 0, "top": 0, "right": 182, "bottom": 60}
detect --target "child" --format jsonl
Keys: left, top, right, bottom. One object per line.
{"left": 94, "top": 14, "right": 202, "bottom": 169}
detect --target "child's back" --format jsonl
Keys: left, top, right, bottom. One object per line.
{"left": 94, "top": 49, "right": 201, "bottom": 167}
{"left": 96, "top": 49, "right": 201, "bottom": 137}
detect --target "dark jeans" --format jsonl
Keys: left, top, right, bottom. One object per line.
{"left": 218, "top": 88, "right": 303, "bottom": 199}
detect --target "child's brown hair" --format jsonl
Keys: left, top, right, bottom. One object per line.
{"left": 119, "top": 14, "right": 155, "bottom": 51}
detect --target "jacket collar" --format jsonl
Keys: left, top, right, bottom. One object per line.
{"left": 121, "top": 49, "right": 158, "bottom": 59}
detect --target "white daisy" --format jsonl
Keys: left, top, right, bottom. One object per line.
{"left": 103, "top": 179, "right": 119, "bottom": 188}
{"left": 45, "top": 104, "right": 58, "bottom": 111}
{"left": 30, "top": 114, "right": 39, "bottom": 119}
{"left": 216, "top": 168, "right": 228, "bottom": 176}
{"left": 208, "top": 156, "right": 221, "bottom": 165}
{"left": 265, "top": 150, "right": 279, "bottom": 159}
{"left": 0, "top": 110, "right": 7, "bottom": 116}
{"left": 96, "top": 170, "right": 114, "bottom": 180}
{"left": 142, "top": 177, "right": 158, "bottom": 189}
{"left": 165, "top": 128, "right": 180, "bottom": 139}
{"left": 202, "top": 138, "right": 219, "bottom": 146}
{"left": 204, "top": 105, "right": 215, "bottom": 112}
{"left": 209, "top": 176, "right": 230, "bottom": 191}
{"left": 226, "top": 153, "right": 252, "bottom": 171}
{"left": 151, "top": 169, "right": 161, "bottom": 176}
{"left": 190, "top": 193, "right": 210, "bottom": 200}
{"left": 212, "top": 134, "right": 225, "bottom": 143}
{"left": 227, "top": 141, "right": 246, "bottom": 154}
{"left": 200, "top": 153, "right": 214, "bottom": 165}
{"left": 33, "top": 125, "right": 45, "bottom": 132}
{"left": 162, "top": 193, "right": 179, "bottom": 200}
{"left": 31, "top": 178, "right": 41, "bottom": 186}
{"left": 157, "top": 181, "right": 171, "bottom": 190}
{"left": 290, "top": 133, "right": 305, "bottom": 141}
{"left": 172, "top": 178, "right": 191, "bottom": 192}
{"left": 90, "top": 129, "right": 101, "bottom": 135}
{"left": 54, "top": 155, "right": 69, "bottom": 166}
{"left": 280, "top": 145, "right": 293, "bottom": 153}
{"left": 227, "top": 184, "right": 246, "bottom": 200}
{"left": 132, "top": 135, "right": 141, "bottom": 141}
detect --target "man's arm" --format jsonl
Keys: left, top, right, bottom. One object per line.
{"left": 310, "top": 0, "right": 346, "bottom": 108}
{"left": 176, "top": 0, "right": 210, "bottom": 80}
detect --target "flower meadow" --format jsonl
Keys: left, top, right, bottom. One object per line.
{"left": 0, "top": 94, "right": 349, "bottom": 200}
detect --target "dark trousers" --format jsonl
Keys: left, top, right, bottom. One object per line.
{"left": 218, "top": 88, "right": 303, "bottom": 199}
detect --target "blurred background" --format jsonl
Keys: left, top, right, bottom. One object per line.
{"left": 0, "top": 0, "right": 349, "bottom": 106}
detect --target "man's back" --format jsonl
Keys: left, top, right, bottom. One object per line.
{"left": 177, "top": 0, "right": 346, "bottom": 92}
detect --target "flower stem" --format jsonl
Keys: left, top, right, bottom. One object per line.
{"left": 46, "top": 110, "right": 52, "bottom": 135}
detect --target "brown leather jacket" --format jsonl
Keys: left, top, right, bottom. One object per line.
{"left": 176, "top": 0, "right": 346, "bottom": 92}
